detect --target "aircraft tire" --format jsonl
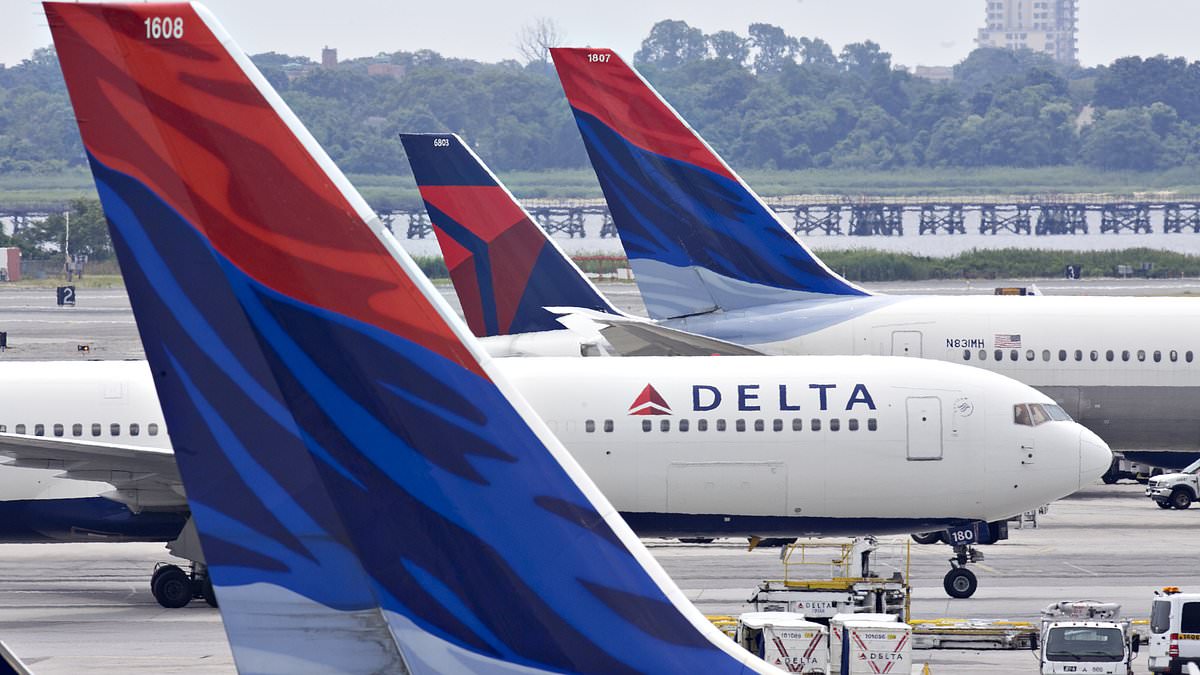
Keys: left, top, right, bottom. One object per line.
{"left": 1171, "top": 489, "right": 1193, "bottom": 510}
{"left": 910, "top": 532, "right": 944, "bottom": 545}
{"left": 943, "top": 568, "right": 977, "bottom": 599}
{"left": 152, "top": 565, "right": 193, "bottom": 609}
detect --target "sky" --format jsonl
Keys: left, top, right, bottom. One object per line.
{"left": 3, "top": 0, "right": 1197, "bottom": 70}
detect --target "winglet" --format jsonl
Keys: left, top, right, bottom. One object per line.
{"left": 401, "top": 133, "right": 620, "bottom": 337}
{"left": 50, "top": 3, "right": 764, "bottom": 672}
{"left": 551, "top": 47, "right": 869, "bottom": 319}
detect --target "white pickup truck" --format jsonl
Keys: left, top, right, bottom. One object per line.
{"left": 1146, "top": 459, "right": 1200, "bottom": 509}
{"left": 1039, "top": 601, "right": 1138, "bottom": 675}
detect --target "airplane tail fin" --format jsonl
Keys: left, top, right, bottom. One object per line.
{"left": 401, "top": 133, "right": 620, "bottom": 337}
{"left": 550, "top": 48, "right": 868, "bottom": 320}
{"left": 49, "top": 3, "right": 761, "bottom": 672}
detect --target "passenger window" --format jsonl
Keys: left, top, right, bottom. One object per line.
{"left": 1089, "top": 350, "right": 1098, "bottom": 362}
{"left": 716, "top": 419, "right": 726, "bottom": 432}
{"left": 1025, "top": 349, "right": 1034, "bottom": 361}
{"left": 849, "top": 418, "right": 859, "bottom": 431}
{"left": 1171, "top": 350, "right": 1179, "bottom": 362}
{"left": 53, "top": 424, "right": 64, "bottom": 437}
{"left": 867, "top": 418, "right": 877, "bottom": 431}
{"left": 1182, "top": 602, "right": 1200, "bottom": 633}
{"left": 642, "top": 420, "right": 651, "bottom": 432}
{"left": 1138, "top": 350, "right": 1146, "bottom": 362}
{"left": 830, "top": 419, "right": 840, "bottom": 431}
{"left": 1154, "top": 350, "right": 1162, "bottom": 363}
{"left": 1014, "top": 404, "right": 1032, "bottom": 426}
{"left": 585, "top": 420, "right": 595, "bottom": 433}
{"left": 34, "top": 424, "right": 44, "bottom": 436}
{"left": 1041, "top": 349, "right": 1050, "bottom": 361}
{"left": 1122, "top": 350, "right": 1130, "bottom": 362}
{"left": 14, "top": 424, "right": 24, "bottom": 434}
{"left": 679, "top": 419, "right": 689, "bottom": 432}
{"left": 994, "top": 349, "right": 1002, "bottom": 361}
{"left": 1105, "top": 350, "right": 1114, "bottom": 362}
{"left": 604, "top": 420, "right": 613, "bottom": 433}
{"left": 963, "top": 349, "right": 971, "bottom": 361}
{"left": 772, "top": 419, "right": 783, "bottom": 432}
{"left": 1189, "top": 351, "right": 1195, "bottom": 363}
{"left": 735, "top": 420, "right": 746, "bottom": 432}
{"left": 696, "top": 419, "right": 707, "bottom": 432}
{"left": 660, "top": 420, "right": 670, "bottom": 432}
{"left": 1009, "top": 349, "right": 1017, "bottom": 361}
{"left": 979, "top": 350, "right": 987, "bottom": 361}
{"left": 1074, "top": 350, "right": 1083, "bottom": 362}
{"left": 92, "top": 423, "right": 101, "bottom": 437}
{"left": 811, "top": 419, "right": 822, "bottom": 431}
{"left": 792, "top": 419, "right": 803, "bottom": 431}
{"left": 0, "top": 425, "right": 5, "bottom": 433}
{"left": 1058, "top": 350, "right": 1067, "bottom": 361}
{"left": 110, "top": 423, "right": 120, "bottom": 436}
{"left": 753, "top": 419, "right": 764, "bottom": 432}
{"left": 72, "top": 423, "right": 82, "bottom": 437}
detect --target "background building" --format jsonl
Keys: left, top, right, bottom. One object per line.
{"left": 977, "top": 0, "right": 1078, "bottom": 65}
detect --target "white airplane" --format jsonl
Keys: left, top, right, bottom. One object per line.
{"left": 410, "top": 47, "right": 1197, "bottom": 472}
{"left": 0, "top": 350, "right": 1108, "bottom": 603}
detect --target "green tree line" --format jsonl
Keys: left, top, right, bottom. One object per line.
{"left": 4, "top": 21, "right": 1200, "bottom": 177}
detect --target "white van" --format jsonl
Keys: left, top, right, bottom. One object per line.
{"left": 1148, "top": 589, "right": 1200, "bottom": 673}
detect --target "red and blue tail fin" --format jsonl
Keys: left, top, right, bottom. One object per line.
{"left": 551, "top": 48, "right": 869, "bottom": 320}
{"left": 401, "top": 133, "right": 619, "bottom": 337}
{"left": 49, "top": 3, "right": 763, "bottom": 673}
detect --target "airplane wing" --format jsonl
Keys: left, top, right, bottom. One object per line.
{"left": 0, "top": 433, "right": 184, "bottom": 511}
{"left": 549, "top": 307, "right": 764, "bottom": 356}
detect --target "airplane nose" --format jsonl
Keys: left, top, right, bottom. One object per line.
{"left": 1078, "top": 427, "right": 1113, "bottom": 488}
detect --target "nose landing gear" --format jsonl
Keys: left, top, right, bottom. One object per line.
{"left": 943, "top": 544, "right": 984, "bottom": 599}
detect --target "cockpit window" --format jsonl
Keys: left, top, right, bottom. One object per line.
{"left": 1015, "top": 403, "right": 1069, "bottom": 426}
{"left": 1044, "top": 404, "right": 1072, "bottom": 421}
{"left": 1014, "top": 404, "right": 1032, "bottom": 426}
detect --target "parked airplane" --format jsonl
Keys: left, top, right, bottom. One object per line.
{"left": 0, "top": 341, "right": 1109, "bottom": 602}
{"left": 31, "top": 0, "right": 1104, "bottom": 618}
{"left": 545, "top": 47, "right": 1199, "bottom": 470}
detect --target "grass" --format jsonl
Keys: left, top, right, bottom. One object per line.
{"left": 7, "top": 274, "right": 125, "bottom": 289}
{"left": 11, "top": 166, "right": 1200, "bottom": 211}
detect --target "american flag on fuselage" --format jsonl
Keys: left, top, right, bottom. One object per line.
{"left": 994, "top": 334, "right": 1022, "bottom": 348}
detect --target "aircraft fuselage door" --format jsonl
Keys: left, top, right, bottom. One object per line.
{"left": 891, "top": 331, "right": 923, "bottom": 357}
{"left": 906, "top": 396, "right": 943, "bottom": 460}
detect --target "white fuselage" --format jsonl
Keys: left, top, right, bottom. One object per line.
{"left": 0, "top": 357, "right": 1108, "bottom": 538}
{"left": 651, "top": 293, "right": 1200, "bottom": 456}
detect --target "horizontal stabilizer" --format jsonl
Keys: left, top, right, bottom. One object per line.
{"left": 548, "top": 307, "right": 763, "bottom": 357}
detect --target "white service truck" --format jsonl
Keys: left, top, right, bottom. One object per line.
{"left": 1148, "top": 588, "right": 1200, "bottom": 673}
{"left": 1145, "top": 459, "right": 1200, "bottom": 509}
{"left": 1039, "top": 601, "right": 1138, "bottom": 675}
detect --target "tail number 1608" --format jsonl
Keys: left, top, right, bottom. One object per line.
{"left": 145, "top": 17, "right": 184, "bottom": 40}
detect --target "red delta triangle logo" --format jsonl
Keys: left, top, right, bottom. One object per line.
{"left": 628, "top": 384, "right": 671, "bottom": 416}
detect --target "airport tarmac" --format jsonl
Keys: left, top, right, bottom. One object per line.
{"left": 0, "top": 280, "right": 1195, "bottom": 673}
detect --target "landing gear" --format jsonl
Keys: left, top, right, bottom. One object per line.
{"left": 150, "top": 561, "right": 216, "bottom": 609}
{"left": 943, "top": 544, "right": 984, "bottom": 599}
{"left": 910, "top": 531, "right": 944, "bottom": 545}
